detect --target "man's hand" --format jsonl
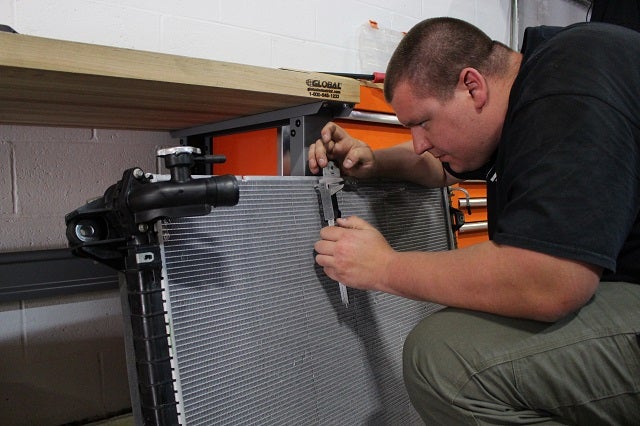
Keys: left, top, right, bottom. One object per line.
{"left": 308, "top": 122, "right": 376, "bottom": 177}
{"left": 314, "top": 216, "right": 395, "bottom": 290}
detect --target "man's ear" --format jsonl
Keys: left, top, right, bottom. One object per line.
{"left": 458, "top": 67, "right": 487, "bottom": 110}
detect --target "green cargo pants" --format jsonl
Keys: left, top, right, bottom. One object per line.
{"left": 403, "top": 281, "right": 640, "bottom": 425}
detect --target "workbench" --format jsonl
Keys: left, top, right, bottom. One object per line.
{"left": 0, "top": 31, "right": 360, "bottom": 131}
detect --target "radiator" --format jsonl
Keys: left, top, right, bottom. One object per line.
{"left": 127, "top": 176, "right": 453, "bottom": 425}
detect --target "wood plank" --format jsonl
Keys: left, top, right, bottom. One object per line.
{"left": 0, "top": 32, "right": 360, "bottom": 130}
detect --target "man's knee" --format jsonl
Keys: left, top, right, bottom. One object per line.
{"left": 402, "top": 310, "right": 471, "bottom": 421}
{"left": 403, "top": 309, "right": 477, "bottom": 391}
{"left": 403, "top": 312, "right": 451, "bottom": 392}
{"left": 402, "top": 308, "right": 532, "bottom": 423}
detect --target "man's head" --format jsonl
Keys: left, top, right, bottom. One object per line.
{"left": 385, "top": 17, "right": 518, "bottom": 173}
{"left": 385, "top": 17, "right": 510, "bottom": 103}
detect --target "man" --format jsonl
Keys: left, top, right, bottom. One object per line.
{"left": 308, "top": 17, "right": 640, "bottom": 424}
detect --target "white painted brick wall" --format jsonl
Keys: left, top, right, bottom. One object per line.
{"left": 0, "top": 126, "right": 174, "bottom": 251}
{"left": 0, "top": 1, "right": 514, "bottom": 424}
{"left": 8, "top": 0, "right": 512, "bottom": 70}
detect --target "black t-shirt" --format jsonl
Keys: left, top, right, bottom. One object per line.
{"left": 446, "top": 22, "right": 640, "bottom": 283}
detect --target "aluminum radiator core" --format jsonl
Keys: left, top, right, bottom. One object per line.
{"left": 157, "top": 176, "right": 453, "bottom": 425}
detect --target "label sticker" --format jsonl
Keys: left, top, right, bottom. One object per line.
{"left": 306, "top": 79, "right": 343, "bottom": 99}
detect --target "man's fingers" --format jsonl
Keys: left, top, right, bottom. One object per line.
{"left": 308, "top": 140, "right": 327, "bottom": 173}
{"left": 336, "top": 216, "right": 374, "bottom": 230}
{"left": 314, "top": 238, "right": 332, "bottom": 254}
{"left": 320, "top": 122, "right": 340, "bottom": 143}
{"left": 319, "top": 224, "right": 342, "bottom": 241}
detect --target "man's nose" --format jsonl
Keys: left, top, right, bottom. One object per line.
{"left": 411, "top": 127, "right": 432, "bottom": 155}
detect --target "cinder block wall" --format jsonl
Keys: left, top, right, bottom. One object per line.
{"left": 0, "top": 128, "right": 174, "bottom": 425}
{"left": 0, "top": 127, "right": 173, "bottom": 250}
{"left": 0, "top": 1, "right": 511, "bottom": 424}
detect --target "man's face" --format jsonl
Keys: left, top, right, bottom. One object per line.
{"left": 391, "top": 80, "right": 497, "bottom": 173}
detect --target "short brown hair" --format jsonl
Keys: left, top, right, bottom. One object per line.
{"left": 385, "top": 17, "right": 511, "bottom": 103}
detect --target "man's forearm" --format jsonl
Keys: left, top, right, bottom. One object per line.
{"left": 373, "top": 142, "right": 450, "bottom": 187}
{"left": 381, "top": 241, "right": 601, "bottom": 322}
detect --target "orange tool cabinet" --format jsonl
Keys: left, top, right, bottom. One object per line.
{"left": 449, "top": 181, "right": 489, "bottom": 248}
{"left": 213, "top": 128, "right": 281, "bottom": 176}
{"left": 211, "top": 84, "right": 489, "bottom": 248}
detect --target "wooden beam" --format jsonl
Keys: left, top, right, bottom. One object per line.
{"left": 0, "top": 32, "right": 360, "bottom": 130}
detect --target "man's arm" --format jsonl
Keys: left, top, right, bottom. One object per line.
{"left": 309, "top": 122, "right": 460, "bottom": 187}
{"left": 386, "top": 241, "right": 601, "bottom": 322}
{"left": 371, "top": 141, "right": 460, "bottom": 187}
{"left": 315, "top": 216, "right": 602, "bottom": 322}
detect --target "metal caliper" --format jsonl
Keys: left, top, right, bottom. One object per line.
{"left": 316, "top": 161, "right": 349, "bottom": 307}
